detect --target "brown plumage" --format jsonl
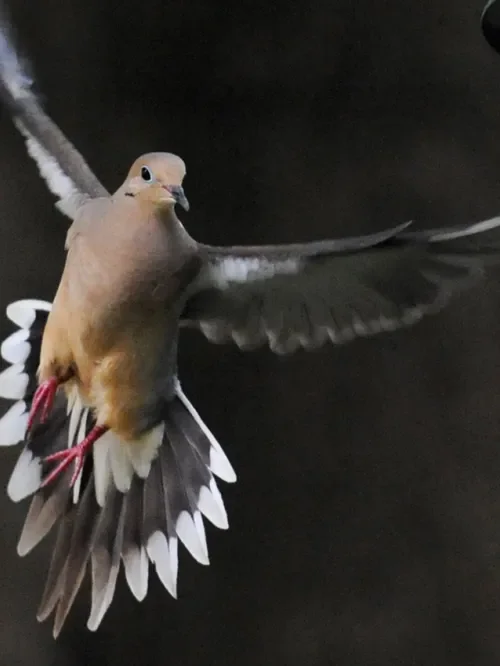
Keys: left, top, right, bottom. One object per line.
{"left": 1, "top": 1, "right": 500, "bottom": 638}
{"left": 41, "top": 153, "right": 197, "bottom": 439}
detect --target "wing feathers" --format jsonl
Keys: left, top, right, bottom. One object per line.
{"left": 0, "top": 6, "right": 107, "bottom": 218}
{"left": 182, "top": 216, "right": 500, "bottom": 353}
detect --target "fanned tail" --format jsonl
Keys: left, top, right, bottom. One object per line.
{"left": 0, "top": 299, "right": 236, "bottom": 638}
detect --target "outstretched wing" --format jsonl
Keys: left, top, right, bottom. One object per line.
{"left": 181, "top": 217, "right": 500, "bottom": 354}
{"left": 0, "top": 3, "right": 108, "bottom": 218}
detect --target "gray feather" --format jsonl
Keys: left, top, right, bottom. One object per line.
{"left": 87, "top": 488, "right": 127, "bottom": 631}
{"left": 182, "top": 215, "right": 500, "bottom": 353}
{"left": 36, "top": 507, "right": 77, "bottom": 623}
{"left": 52, "top": 476, "right": 100, "bottom": 638}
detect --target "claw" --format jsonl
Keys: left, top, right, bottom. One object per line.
{"left": 41, "top": 424, "right": 108, "bottom": 488}
{"left": 27, "top": 377, "right": 59, "bottom": 432}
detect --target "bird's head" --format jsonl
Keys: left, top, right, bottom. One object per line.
{"left": 123, "top": 152, "right": 189, "bottom": 211}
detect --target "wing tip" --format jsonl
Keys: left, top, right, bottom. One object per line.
{"left": 0, "top": 9, "right": 33, "bottom": 104}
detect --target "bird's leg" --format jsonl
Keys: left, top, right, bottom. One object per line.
{"left": 27, "top": 378, "right": 60, "bottom": 432}
{"left": 27, "top": 368, "right": 74, "bottom": 433}
{"left": 41, "top": 424, "right": 109, "bottom": 488}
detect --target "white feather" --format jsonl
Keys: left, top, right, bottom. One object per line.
{"left": 71, "top": 407, "right": 89, "bottom": 504}
{"left": 6, "top": 299, "right": 51, "bottom": 329}
{"left": 7, "top": 447, "right": 41, "bottom": 502}
{"left": 209, "top": 256, "right": 299, "bottom": 289}
{"left": 209, "top": 441, "right": 235, "bottom": 482}
{"left": 126, "top": 424, "right": 163, "bottom": 478}
{"left": 67, "top": 392, "right": 83, "bottom": 448}
{"left": 109, "top": 436, "right": 134, "bottom": 493}
{"left": 175, "top": 385, "right": 236, "bottom": 483}
{"left": 0, "top": 400, "right": 28, "bottom": 446}
{"left": 146, "top": 531, "right": 177, "bottom": 598}
{"left": 65, "top": 384, "right": 79, "bottom": 415}
{"left": 168, "top": 536, "right": 179, "bottom": 594}
{"left": 192, "top": 510, "right": 209, "bottom": 560}
{"left": 176, "top": 510, "right": 209, "bottom": 565}
{"left": 199, "top": 322, "right": 224, "bottom": 341}
{"left": 198, "top": 480, "right": 229, "bottom": 530}
{"left": 87, "top": 598, "right": 111, "bottom": 633}
{"left": 1, "top": 329, "right": 30, "bottom": 364}
{"left": 93, "top": 427, "right": 163, "bottom": 503}
{"left": 93, "top": 431, "right": 112, "bottom": 508}
{"left": 0, "top": 363, "right": 29, "bottom": 400}
{"left": 15, "top": 122, "right": 81, "bottom": 209}
{"left": 122, "top": 546, "right": 149, "bottom": 602}
{"left": 87, "top": 562, "right": 121, "bottom": 632}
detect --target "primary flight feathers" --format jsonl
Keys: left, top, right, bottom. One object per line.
{"left": 0, "top": 5, "right": 107, "bottom": 216}
{"left": 0, "top": 0, "right": 499, "bottom": 638}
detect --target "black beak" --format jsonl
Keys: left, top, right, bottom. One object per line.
{"left": 169, "top": 185, "right": 190, "bottom": 212}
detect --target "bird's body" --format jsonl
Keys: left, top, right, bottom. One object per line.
{"left": 41, "top": 173, "right": 199, "bottom": 440}
{"left": 1, "top": 0, "right": 500, "bottom": 639}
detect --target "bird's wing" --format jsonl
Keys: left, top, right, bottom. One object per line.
{"left": 0, "top": 3, "right": 108, "bottom": 219}
{"left": 181, "top": 217, "right": 500, "bottom": 354}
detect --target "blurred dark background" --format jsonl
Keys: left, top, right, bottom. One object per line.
{"left": 1, "top": 0, "right": 500, "bottom": 664}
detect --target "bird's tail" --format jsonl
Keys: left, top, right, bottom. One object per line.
{"left": 0, "top": 299, "right": 236, "bottom": 638}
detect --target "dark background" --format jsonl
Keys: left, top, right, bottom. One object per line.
{"left": 1, "top": 0, "right": 500, "bottom": 664}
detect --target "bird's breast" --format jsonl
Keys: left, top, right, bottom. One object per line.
{"left": 58, "top": 247, "right": 184, "bottom": 437}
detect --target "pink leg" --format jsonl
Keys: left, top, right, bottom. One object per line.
{"left": 27, "top": 377, "right": 59, "bottom": 432}
{"left": 41, "top": 424, "right": 109, "bottom": 488}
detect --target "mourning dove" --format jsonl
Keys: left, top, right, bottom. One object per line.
{"left": 1, "top": 5, "right": 500, "bottom": 639}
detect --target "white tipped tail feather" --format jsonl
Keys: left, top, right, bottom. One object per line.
{"left": 0, "top": 298, "right": 236, "bottom": 637}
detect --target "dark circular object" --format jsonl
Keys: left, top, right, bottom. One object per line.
{"left": 141, "top": 166, "right": 153, "bottom": 182}
{"left": 482, "top": 0, "right": 500, "bottom": 54}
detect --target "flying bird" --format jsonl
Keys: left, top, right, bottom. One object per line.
{"left": 0, "top": 4, "right": 500, "bottom": 639}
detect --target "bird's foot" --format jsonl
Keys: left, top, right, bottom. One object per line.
{"left": 42, "top": 424, "right": 109, "bottom": 488}
{"left": 27, "top": 377, "right": 59, "bottom": 432}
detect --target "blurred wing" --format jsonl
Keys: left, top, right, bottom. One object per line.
{"left": 0, "top": 4, "right": 108, "bottom": 218}
{"left": 181, "top": 217, "right": 500, "bottom": 354}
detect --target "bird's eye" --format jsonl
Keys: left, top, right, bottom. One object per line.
{"left": 141, "top": 166, "right": 153, "bottom": 182}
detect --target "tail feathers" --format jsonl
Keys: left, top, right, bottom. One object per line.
{"left": 51, "top": 476, "right": 101, "bottom": 637}
{"left": 0, "top": 299, "right": 236, "bottom": 638}
{"left": 0, "top": 299, "right": 50, "bottom": 452}
{"left": 121, "top": 478, "right": 148, "bottom": 602}
{"left": 144, "top": 454, "right": 179, "bottom": 597}
{"left": 37, "top": 505, "right": 78, "bottom": 623}
{"left": 16, "top": 463, "right": 72, "bottom": 556}
{"left": 35, "top": 391, "right": 235, "bottom": 638}
{"left": 87, "top": 487, "right": 128, "bottom": 632}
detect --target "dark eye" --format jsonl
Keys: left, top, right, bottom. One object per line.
{"left": 141, "top": 166, "right": 153, "bottom": 182}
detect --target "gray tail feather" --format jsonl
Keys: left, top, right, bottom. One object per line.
{"left": 0, "top": 300, "right": 236, "bottom": 638}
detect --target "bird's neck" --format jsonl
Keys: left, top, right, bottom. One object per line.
{"left": 155, "top": 205, "right": 196, "bottom": 251}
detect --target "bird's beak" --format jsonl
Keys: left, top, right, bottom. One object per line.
{"left": 166, "top": 185, "right": 190, "bottom": 211}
